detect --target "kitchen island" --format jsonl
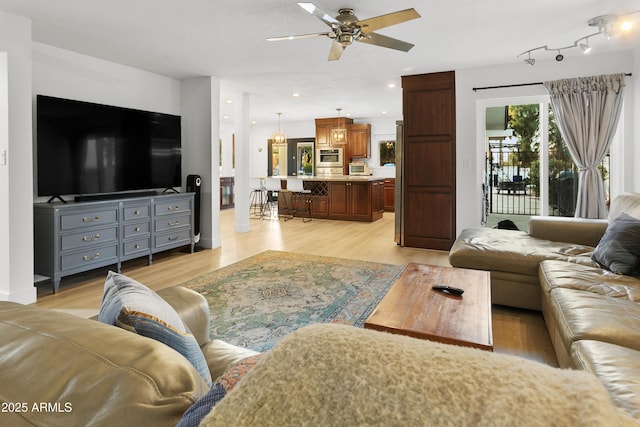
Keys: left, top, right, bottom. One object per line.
{"left": 276, "top": 176, "right": 385, "bottom": 222}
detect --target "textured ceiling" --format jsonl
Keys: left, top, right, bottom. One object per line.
{"left": 0, "top": 0, "right": 638, "bottom": 126}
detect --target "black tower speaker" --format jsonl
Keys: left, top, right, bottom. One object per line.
{"left": 186, "top": 174, "right": 202, "bottom": 245}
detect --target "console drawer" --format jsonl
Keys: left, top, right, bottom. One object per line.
{"left": 60, "top": 226, "right": 118, "bottom": 251}
{"left": 60, "top": 209, "right": 118, "bottom": 230}
{"left": 61, "top": 244, "right": 118, "bottom": 271}
{"left": 122, "top": 238, "right": 151, "bottom": 257}
{"left": 155, "top": 201, "right": 190, "bottom": 216}
{"left": 123, "top": 205, "right": 150, "bottom": 221}
{"left": 123, "top": 222, "right": 150, "bottom": 238}
{"left": 155, "top": 214, "right": 191, "bottom": 233}
{"left": 154, "top": 229, "right": 192, "bottom": 250}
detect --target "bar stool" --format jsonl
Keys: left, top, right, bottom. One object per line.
{"left": 262, "top": 178, "right": 282, "bottom": 219}
{"left": 249, "top": 177, "right": 264, "bottom": 217}
{"left": 287, "top": 178, "right": 312, "bottom": 222}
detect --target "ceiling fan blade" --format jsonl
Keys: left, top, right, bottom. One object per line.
{"left": 267, "top": 32, "right": 330, "bottom": 42}
{"left": 356, "top": 8, "right": 421, "bottom": 32}
{"left": 328, "top": 40, "right": 345, "bottom": 61}
{"left": 297, "top": 2, "right": 342, "bottom": 27}
{"left": 358, "top": 32, "right": 414, "bottom": 52}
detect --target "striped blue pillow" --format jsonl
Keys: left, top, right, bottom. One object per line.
{"left": 99, "top": 271, "right": 212, "bottom": 387}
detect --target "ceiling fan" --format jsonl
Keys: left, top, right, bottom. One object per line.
{"left": 267, "top": 3, "right": 421, "bottom": 61}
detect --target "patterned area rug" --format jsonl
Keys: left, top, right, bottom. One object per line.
{"left": 180, "top": 250, "right": 404, "bottom": 352}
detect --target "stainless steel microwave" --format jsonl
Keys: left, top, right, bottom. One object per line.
{"left": 349, "top": 163, "right": 371, "bottom": 176}
{"left": 316, "top": 148, "right": 343, "bottom": 167}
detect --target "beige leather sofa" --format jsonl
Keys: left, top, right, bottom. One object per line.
{"left": 1, "top": 300, "right": 635, "bottom": 427}
{"left": 0, "top": 286, "right": 256, "bottom": 427}
{"left": 449, "top": 192, "right": 640, "bottom": 419}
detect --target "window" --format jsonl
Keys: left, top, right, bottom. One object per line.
{"left": 379, "top": 140, "right": 395, "bottom": 166}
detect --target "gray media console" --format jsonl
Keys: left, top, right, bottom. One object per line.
{"left": 34, "top": 192, "right": 195, "bottom": 293}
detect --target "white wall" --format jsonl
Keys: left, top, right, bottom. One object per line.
{"left": 32, "top": 43, "right": 182, "bottom": 203}
{"left": 455, "top": 50, "right": 636, "bottom": 232}
{"left": 181, "top": 77, "right": 220, "bottom": 249}
{"left": 0, "top": 11, "right": 36, "bottom": 304}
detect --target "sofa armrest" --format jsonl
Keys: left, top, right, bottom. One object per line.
{"left": 528, "top": 216, "right": 608, "bottom": 247}
{"left": 157, "top": 286, "right": 211, "bottom": 347}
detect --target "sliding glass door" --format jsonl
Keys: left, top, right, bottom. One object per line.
{"left": 480, "top": 96, "right": 611, "bottom": 228}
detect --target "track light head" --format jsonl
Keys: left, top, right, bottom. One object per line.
{"left": 524, "top": 57, "right": 535, "bottom": 66}
{"left": 555, "top": 52, "right": 564, "bottom": 62}
{"left": 580, "top": 42, "right": 592, "bottom": 54}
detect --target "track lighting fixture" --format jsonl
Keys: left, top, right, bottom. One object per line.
{"left": 579, "top": 36, "right": 592, "bottom": 54}
{"left": 524, "top": 51, "right": 535, "bottom": 66}
{"left": 518, "top": 10, "right": 639, "bottom": 65}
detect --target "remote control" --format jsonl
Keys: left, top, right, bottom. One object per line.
{"left": 432, "top": 285, "right": 464, "bottom": 296}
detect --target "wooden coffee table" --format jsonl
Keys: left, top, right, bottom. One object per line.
{"left": 364, "top": 263, "right": 493, "bottom": 351}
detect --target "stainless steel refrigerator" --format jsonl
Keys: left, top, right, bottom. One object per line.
{"left": 394, "top": 120, "right": 404, "bottom": 245}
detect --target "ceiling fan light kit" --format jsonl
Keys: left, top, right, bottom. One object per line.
{"left": 517, "top": 10, "right": 639, "bottom": 65}
{"left": 267, "top": 3, "right": 421, "bottom": 61}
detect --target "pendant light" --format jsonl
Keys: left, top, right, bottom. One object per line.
{"left": 331, "top": 108, "right": 348, "bottom": 145}
{"left": 273, "top": 112, "right": 286, "bottom": 144}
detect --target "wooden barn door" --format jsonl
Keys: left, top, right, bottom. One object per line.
{"left": 401, "top": 71, "right": 456, "bottom": 250}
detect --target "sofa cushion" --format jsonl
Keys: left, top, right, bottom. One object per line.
{"left": 572, "top": 340, "right": 640, "bottom": 420}
{"left": 449, "top": 227, "right": 597, "bottom": 277}
{"left": 0, "top": 301, "right": 208, "bottom": 427}
{"left": 539, "top": 260, "right": 640, "bottom": 301}
{"left": 545, "top": 287, "right": 640, "bottom": 353}
{"left": 99, "top": 271, "right": 212, "bottom": 387}
{"left": 592, "top": 213, "right": 640, "bottom": 275}
{"left": 199, "top": 324, "right": 635, "bottom": 426}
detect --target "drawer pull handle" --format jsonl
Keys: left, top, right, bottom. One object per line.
{"left": 169, "top": 220, "right": 180, "bottom": 226}
{"left": 134, "top": 210, "right": 140, "bottom": 215}
{"left": 135, "top": 244, "right": 141, "bottom": 249}
{"left": 168, "top": 236, "right": 178, "bottom": 241}
{"left": 82, "top": 216, "right": 100, "bottom": 222}
{"left": 168, "top": 205, "right": 181, "bottom": 211}
{"left": 82, "top": 234, "right": 100, "bottom": 241}
{"left": 135, "top": 227, "right": 141, "bottom": 232}
{"left": 82, "top": 252, "right": 100, "bottom": 261}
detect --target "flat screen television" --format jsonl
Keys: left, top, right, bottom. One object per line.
{"left": 36, "top": 95, "right": 182, "bottom": 200}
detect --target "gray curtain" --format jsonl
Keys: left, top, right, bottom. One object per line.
{"left": 543, "top": 73, "right": 625, "bottom": 219}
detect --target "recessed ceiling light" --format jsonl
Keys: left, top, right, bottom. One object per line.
{"left": 223, "top": 115, "right": 229, "bottom": 119}
{"left": 381, "top": 111, "right": 388, "bottom": 115}
{"left": 387, "top": 83, "right": 396, "bottom": 88}
{"left": 225, "top": 99, "right": 233, "bottom": 104}
{"left": 292, "top": 92, "right": 300, "bottom": 98}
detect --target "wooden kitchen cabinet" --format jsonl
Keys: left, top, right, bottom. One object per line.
{"left": 347, "top": 123, "right": 371, "bottom": 159}
{"left": 372, "top": 180, "right": 384, "bottom": 215}
{"left": 328, "top": 180, "right": 381, "bottom": 221}
{"left": 383, "top": 178, "right": 395, "bottom": 211}
{"left": 315, "top": 117, "right": 354, "bottom": 147}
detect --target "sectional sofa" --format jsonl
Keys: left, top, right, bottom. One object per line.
{"left": 449, "top": 192, "right": 640, "bottom": 419}
{"left": 0, "top": 288, "right": 635, "bottom": 426}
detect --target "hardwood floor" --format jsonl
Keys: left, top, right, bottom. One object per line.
{"left": 34, "top": 208, "right": 558, "bottom": 367}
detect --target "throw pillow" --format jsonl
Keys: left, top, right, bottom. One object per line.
{"left": 592, "top": 213, "right": 640, "bottom": 275}
{"left": 177, "top": 354, "right": 264, "bottom": 427}
{"left": 98, "top": 271, "right": 212, "bottom": 387}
